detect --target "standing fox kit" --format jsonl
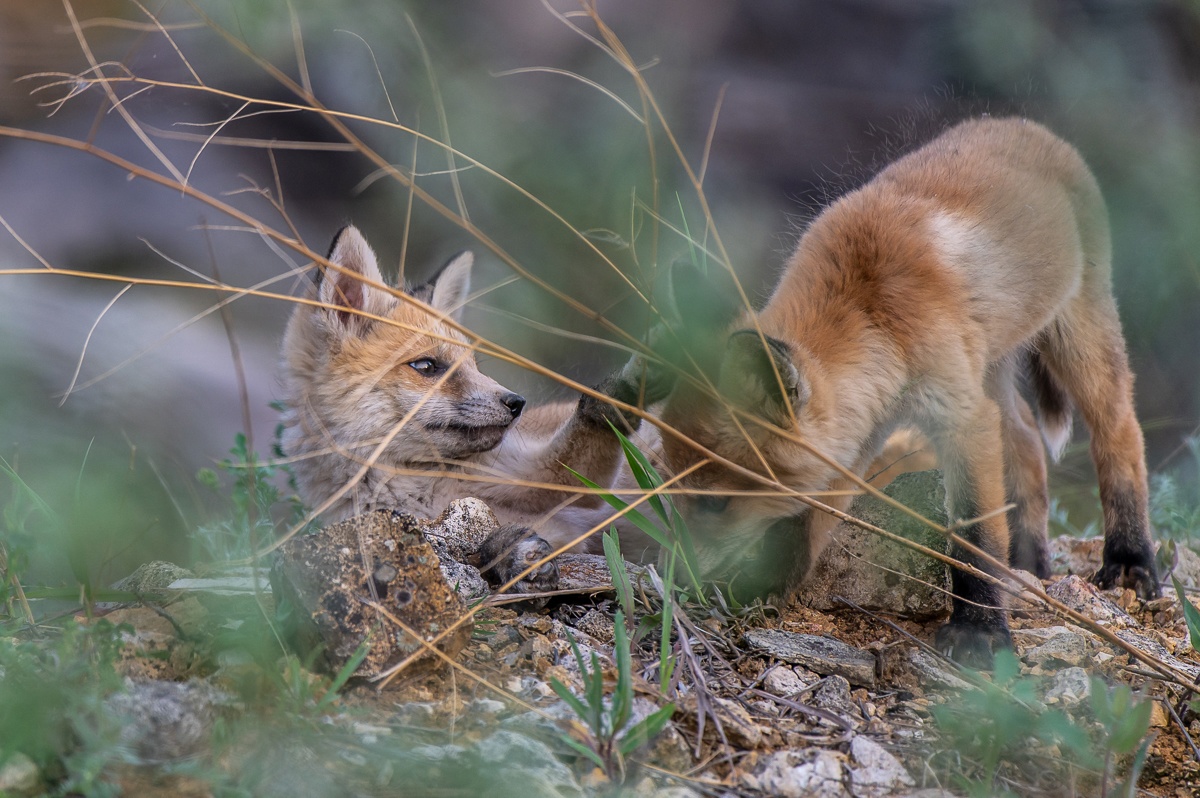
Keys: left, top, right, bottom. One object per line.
{"left": 659, "top": 117, "right": 1158, "bottom": 665}
{"left": 279, "top": 226, "right": 653, "bottom": 590}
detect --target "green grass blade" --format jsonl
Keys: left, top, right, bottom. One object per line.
{"left": 558, "top": 733, "right": 606, "bottom": 770}
{"left": 1173, "top": 576, "right": 1200, "bottom": 652}
{"left": 568, "top": 466, "right": 671, "bottom": 548}
{"left": 612, "top": 610, "right": 632, "bottom": 733}
{"left": 618, "top": 703, "right": 675, "bottom": 756}
{"left": 603, "top": 529, "right": 635, "bottom": 620}
{"left": 551, "top": 676, "right": 595, "bottom": 733}
{"left": 606, "top": 421, "right": 668, "bottom": 525}
{"left": 316, "top": 634, "right": 371, "bottom": 710}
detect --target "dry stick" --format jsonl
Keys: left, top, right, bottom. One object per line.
{"left": 139, "top": 4, "right": 660, "bottom": 323}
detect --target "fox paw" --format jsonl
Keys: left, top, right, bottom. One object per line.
{"left": 1093, "top": 561, "right": 1160, "bottom": 601}
{"left": 934, "top": 621, "right": 1013, "bottom": 670}
{"left": 476, "top": 525, "right": 560, "bottom": 601}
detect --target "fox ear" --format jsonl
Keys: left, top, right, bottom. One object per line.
{"left": 318, "top": 225, "right": 389, "bottom": 335}
{"left": 718, "top": 330, "right": 808, "bottom": 426}
{"left": 413, "top": 251, "right": 473, "bottom": 323}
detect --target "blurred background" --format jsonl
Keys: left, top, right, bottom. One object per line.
{"left": 1, "top": 0, "right": 1198, "bottom": 584}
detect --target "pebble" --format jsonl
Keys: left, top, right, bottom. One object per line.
{"left": 1043, "top": 667, "right": 1092, "bottom": 705}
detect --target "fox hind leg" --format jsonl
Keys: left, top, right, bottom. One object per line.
{"left": 1037, "top": 301, "right": 1159, "bottom": 600}
{"left": 991, "top": 362, "right": 1052, "bottom": 578}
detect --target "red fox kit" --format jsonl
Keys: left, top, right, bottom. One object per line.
{"left": 279, "top": 226, "right": 659, "bottom": 591}
{"left": 656, "top": 117, "right": 1159, "bottom": 665}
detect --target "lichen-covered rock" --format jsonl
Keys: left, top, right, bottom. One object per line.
{"left": 113, "top": 561, "right": 196, "bottom": 595}
{"left": 795, "top": 470, "right": 951, "bottom": 619}
{"left": 272, "top": 509, "right": 471, "bottom": 682}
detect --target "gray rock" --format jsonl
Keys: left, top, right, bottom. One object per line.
{"left": 1022, "top": 630, "right": 1090, "bottom": 668}
{"left": 848, "top": 736, "right": 915, "bottom": 797}
{"left": 1113, "top": 628, "right": 1200, "bottom": 681}
{"left": 113, "top": 561, "right": 195, "bottom": 594}
{"left": 105, "top": 679, "right": 233, "bottom": 764}
{"left": 554, "top": 552, "right": 645, "bottom": 592}
{"left": 0, "top": 752, "right": 40, "bottom": 795}
{"left": 271, "top": 510, "right": 471, "bottom": 681}
{"left": 439, "top": 558, "right": 491, "bottom": 602}
{"left": 474, "top": 730, "right": 583, "bottom": 798}
{"left": 744, "top": 629, "right": 877, "bottom": 687}
{"left": 906, "top": 648, "right": 970, "bottom": 692}
{"left": 740, "top": 748, "right": 850, "bottom": 798}
{"left": 795, "top": 470, "right": 951, "bottom": 620}
{"left": 812, "top": 675, "right": 858, "bottom": 718}
{"left": 1046, "top": 575, "right": 1135, "bottom": 627}
{"left": 677, "top": 693, "right": 764, "bottom": 749}
{"left": 1043, "top": 667, "right": 1092, "bottom": 705}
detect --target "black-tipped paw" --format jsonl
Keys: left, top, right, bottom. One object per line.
{"left": 934, "top": 621, "right": 1013, "bottom": 670}
{"left": 1093, "top": 561, "right": 1160, "bottom": 601}
{"left": 476, "top": 525, "right": 560, "bottom": 603}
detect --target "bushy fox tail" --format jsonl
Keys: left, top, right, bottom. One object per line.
{"left": 1028, "top": 350, "right": 1073, "bottom": 462}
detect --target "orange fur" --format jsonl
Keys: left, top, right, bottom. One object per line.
{"left": 659, "top": 117, "right": 1158, "bottom": 665}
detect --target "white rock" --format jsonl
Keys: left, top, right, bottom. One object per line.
{"left": 763, "top": 665, "right": 809, "bottom": 698}
{"left": 741, "top": 749, "right": 850, "bottom": 798}
{"left": 848, "top": 736, "right": 915, "bottom": 797}
{"left": 1043, "top": 667, "right": 1092, "bottom": 705}
{"left": 0, "top": 752, "right": 39, "bottom": 795}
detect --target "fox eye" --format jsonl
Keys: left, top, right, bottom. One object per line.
{"left": 694, "top": 495, "right": 730, "bottom": 514}
{"left": 408, "top": 357, "right": 445, "bottom": 377}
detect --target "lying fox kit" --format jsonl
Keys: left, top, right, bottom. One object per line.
{"left": 279, "top": 226, "right": 655, "bottom": 591}
{"left": 658, "top": 117, "right": 1159, "bottom": 666}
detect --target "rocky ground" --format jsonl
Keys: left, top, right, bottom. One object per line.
{"left": 6, "top": 473, "right": 1200, "bottom": 797}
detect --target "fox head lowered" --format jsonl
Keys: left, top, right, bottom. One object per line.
{"left": 280, "top": 226, "right": 525, "bottom": 471}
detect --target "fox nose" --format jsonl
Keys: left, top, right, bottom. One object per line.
{"left": 502, "top": 392, "right": 526, "bottom": 419}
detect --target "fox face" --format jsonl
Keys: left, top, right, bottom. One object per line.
{"left": 282, "top": 226, "right": 524, "bottom": 475}
{"left": 660, "top": 330, "right": 846, "bottom": 578}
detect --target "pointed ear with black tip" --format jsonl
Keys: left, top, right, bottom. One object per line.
{"left": 718, "top": 330, "right": 808, "bottom": 427}
{"left": 318, "top": 225, "right": 390, "bottom": 336}
{"left": 410, "top": 251, "right": 473, "bottom": 323}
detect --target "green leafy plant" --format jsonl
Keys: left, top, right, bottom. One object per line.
{"left": 1089, "top": 678, "right": 1155, "bottom": 798}
{"left": 550, "top": 609, "right": 674, "bottom": 785}
{"left": 0, "top": 620, "right": 130, "bottom": 797}
{"left": 1150, "top": 437, "right": 1200, "bottom": 544}
{"left": 572, "top": 423, "right": 705, "bottom": 603}
{"left": 194, "top": 427, "right": 307, "bottom": 562}
{"left": 931, "top": 649, "right": 1095, "bottom": 796}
